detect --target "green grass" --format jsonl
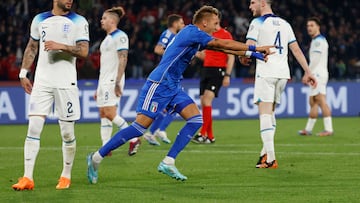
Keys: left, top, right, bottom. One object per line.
{"left": 1, "top": 117, "right": 360, "bottom": 203}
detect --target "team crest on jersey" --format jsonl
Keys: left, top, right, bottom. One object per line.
{"left": 149, "top": 102, "right": 158, "bottom": 113}
{"left": 315, "top": 41, "right": 321, "bottom": 47}
{"left": 63, "top": 23, "right": 70, "bottom": 33}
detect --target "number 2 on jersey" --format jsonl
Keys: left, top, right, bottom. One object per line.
{"left": 274, "top": 31, "right": 283, "bottom": 54}
{"left": 41, "top": 30, "right": 46, "bottom": 42}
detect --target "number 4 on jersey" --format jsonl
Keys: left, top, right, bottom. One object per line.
{"left": 274, "top": 31, "right": 284, "bottom": 54}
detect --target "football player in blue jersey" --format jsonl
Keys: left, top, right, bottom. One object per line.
{"left": 87, "top": 5, "right": 273, "bottom": 183}
{"left": 143, "top": 14, "right": 185, "bottom": 146}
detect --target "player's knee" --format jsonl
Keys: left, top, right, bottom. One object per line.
{"left": 99, "top": 107, "right": 115, "bottom": 119}
{"left": 59, "top": 120, "right": 75, "bottom": 142}
{"left": 101, "top": 118, "right": 112, "bottom": 127}
{"left": 27, "top": 116, "right": 45, "bottom": 138}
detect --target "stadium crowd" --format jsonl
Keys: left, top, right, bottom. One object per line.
{"left": 0, "top": 0, "right": 359, "bottom": 81}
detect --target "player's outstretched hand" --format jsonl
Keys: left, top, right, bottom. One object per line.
{"left": 256, "top": 45, "right": 275, "bottom": 55}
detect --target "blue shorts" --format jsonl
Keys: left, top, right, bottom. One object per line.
{"left": 136, "top": 80, "right": 194, "bottom": 119}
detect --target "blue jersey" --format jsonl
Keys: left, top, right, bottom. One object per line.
{"left": 157, "top": 29, "right": 176, "bottom": 48}
{"left": 148, "top": 25, "right": 213, "bottom": 89}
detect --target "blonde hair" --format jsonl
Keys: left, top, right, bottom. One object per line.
{"left": 192, "top": 5, "right": 219, "bottom": 24}
{"left": 105, "top": 6, "right": 125, "bottom": 22}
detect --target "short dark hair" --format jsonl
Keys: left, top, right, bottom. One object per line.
{"left": 192, "top": 5, "right": 219, "bottom": 24}
{"left": 167, "top": 14, "right": 182, "bottom": 28}
{"left": 307, "top": 17, "right": 321, "bottom": 26}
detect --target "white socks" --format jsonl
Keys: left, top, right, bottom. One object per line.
{"left": 163, "top": 156, "right": 175, "bottom": 165}
{"left": 100, "top": 118, "right": 113, "bottom": 146}
{"left": 323, "top": 116, "right": 333, "bottom": 132}
{"left": 305, "top": 117, "right": 333, "bottom": 132}
{"left": 92, "top": 151, "right": 104, "bottom": 170}
{"left": 305, "top": 118, "right": 317, "bottom": 132}
{"left": 260, "top": 113, "right": 276, "bottom": 156}
{"left": 112, "top": 115, "right": 128, "bottom": 129}
{"left": 59, "top": 120, "right": 76, "bottom": 179}
{"left": 260, "top": 114, "right": 275, "bottom": 162}
{"left": 24, "top": 116, "right": 45, "bottom": 180}
{"left": 271, "top": 113, "right": 276, "bottom": 129}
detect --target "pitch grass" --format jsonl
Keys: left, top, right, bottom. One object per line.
{"left": 1, "top": 117, "right": 360, "bottom": 203}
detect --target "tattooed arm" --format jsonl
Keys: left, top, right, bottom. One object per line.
{"left": 114, "top": 50, "right": 128, "bottom": 97}
{"left": 44, "top": 40, "right": 89, "bottom": 59}
{"left": 21, "top": 38, "right": 39, "bottom": 71}
{"left": 19, "top": 38, "right": 39, "bottom": 94}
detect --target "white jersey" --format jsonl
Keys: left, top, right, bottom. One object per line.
{"left": 31, "top": 11, "right": 89, "bottom": 88}
{"left": 99, "top": 29, "right": 129, "bottom": 84}
{"left": 247, "top": 14, "right": 296, "bottom": 79}
{"left": 309, "top": 34, "right": 329, "bottom": 77}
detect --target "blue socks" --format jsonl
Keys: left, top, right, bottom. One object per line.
{"left": 98, "top": 114, "right": 202, "bottom": 160}
{"left": 99, "top": 122, "right": 146, "bottom": 157}
{"left": 167, "top": 115, "right": 203, "bottom": 159}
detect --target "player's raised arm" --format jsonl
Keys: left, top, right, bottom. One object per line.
{"left": 206, "top": 38, "right": 273, "bottom": 55}
{"left": 206, "top": 39, "right": 273, "bottom": 62}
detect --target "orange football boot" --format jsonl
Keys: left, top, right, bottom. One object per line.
{"left": 12, "top": 177, "right": 34, "bottom": 191}
{"left": 56, "top": 177, "right": 71, "bottom": 190}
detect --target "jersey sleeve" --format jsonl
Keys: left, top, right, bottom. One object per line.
{"left": 30, "top": 14, "right": 41, "bottom": 41}
{"left": 287, "top": 23, "right": 297, "bottom": 44}
{"left": 312, "top": 38, "right": 325, "bottom": 53}
{"left": 157, "top": 30, "right": 171, "bottom": 47}
{"left": 75, "top": 15, "right": 89, "bottom": 42}
{"left": 246, "top": 19, "right": 260, "bottom": 42}
{"left": 116, "top": 32, "right": 129, "bottom": 51}
{"left": 191, "top": 28, "right": 214, "bottom": 50}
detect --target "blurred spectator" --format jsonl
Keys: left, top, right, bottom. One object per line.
{"left": 128, "top": 41, "right": 145, "bottom": 79}
{"left": 0, "top": 0, "right": 359, "bottom": 81}
{"left": 335, "top": 59, "right": 346, "bottom": 79}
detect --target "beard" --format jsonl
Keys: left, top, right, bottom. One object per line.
{"left": 57, "top": 2, "right": 72, "bottom": 12}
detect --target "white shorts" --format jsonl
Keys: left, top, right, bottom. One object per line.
{"left": 96, "top": 78, "right": 124, "bottom": 107}
{"left": 28, "top": 85, "right": 81, "bottom": 121}
{"left": 253, "top": 77, "right": 287, "bottom": 104}
{"left": 310, "top": 74, "right": 328, "bottom": 96}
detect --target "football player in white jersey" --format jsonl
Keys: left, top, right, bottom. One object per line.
{"left": 240, "top": 0, "right": 317, "bottom": 168}
{"left": 94, "top": 7, "right": 141, "bottom": 157}
{"left": 12, "top": 0, "right": 89, "bottom": 190}
{"left": 298, "top": 17, "right": 333, "bottom": 136}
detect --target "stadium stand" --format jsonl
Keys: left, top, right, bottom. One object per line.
{"left": 0, "top": 0, "right": 359, "bottom": 81}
